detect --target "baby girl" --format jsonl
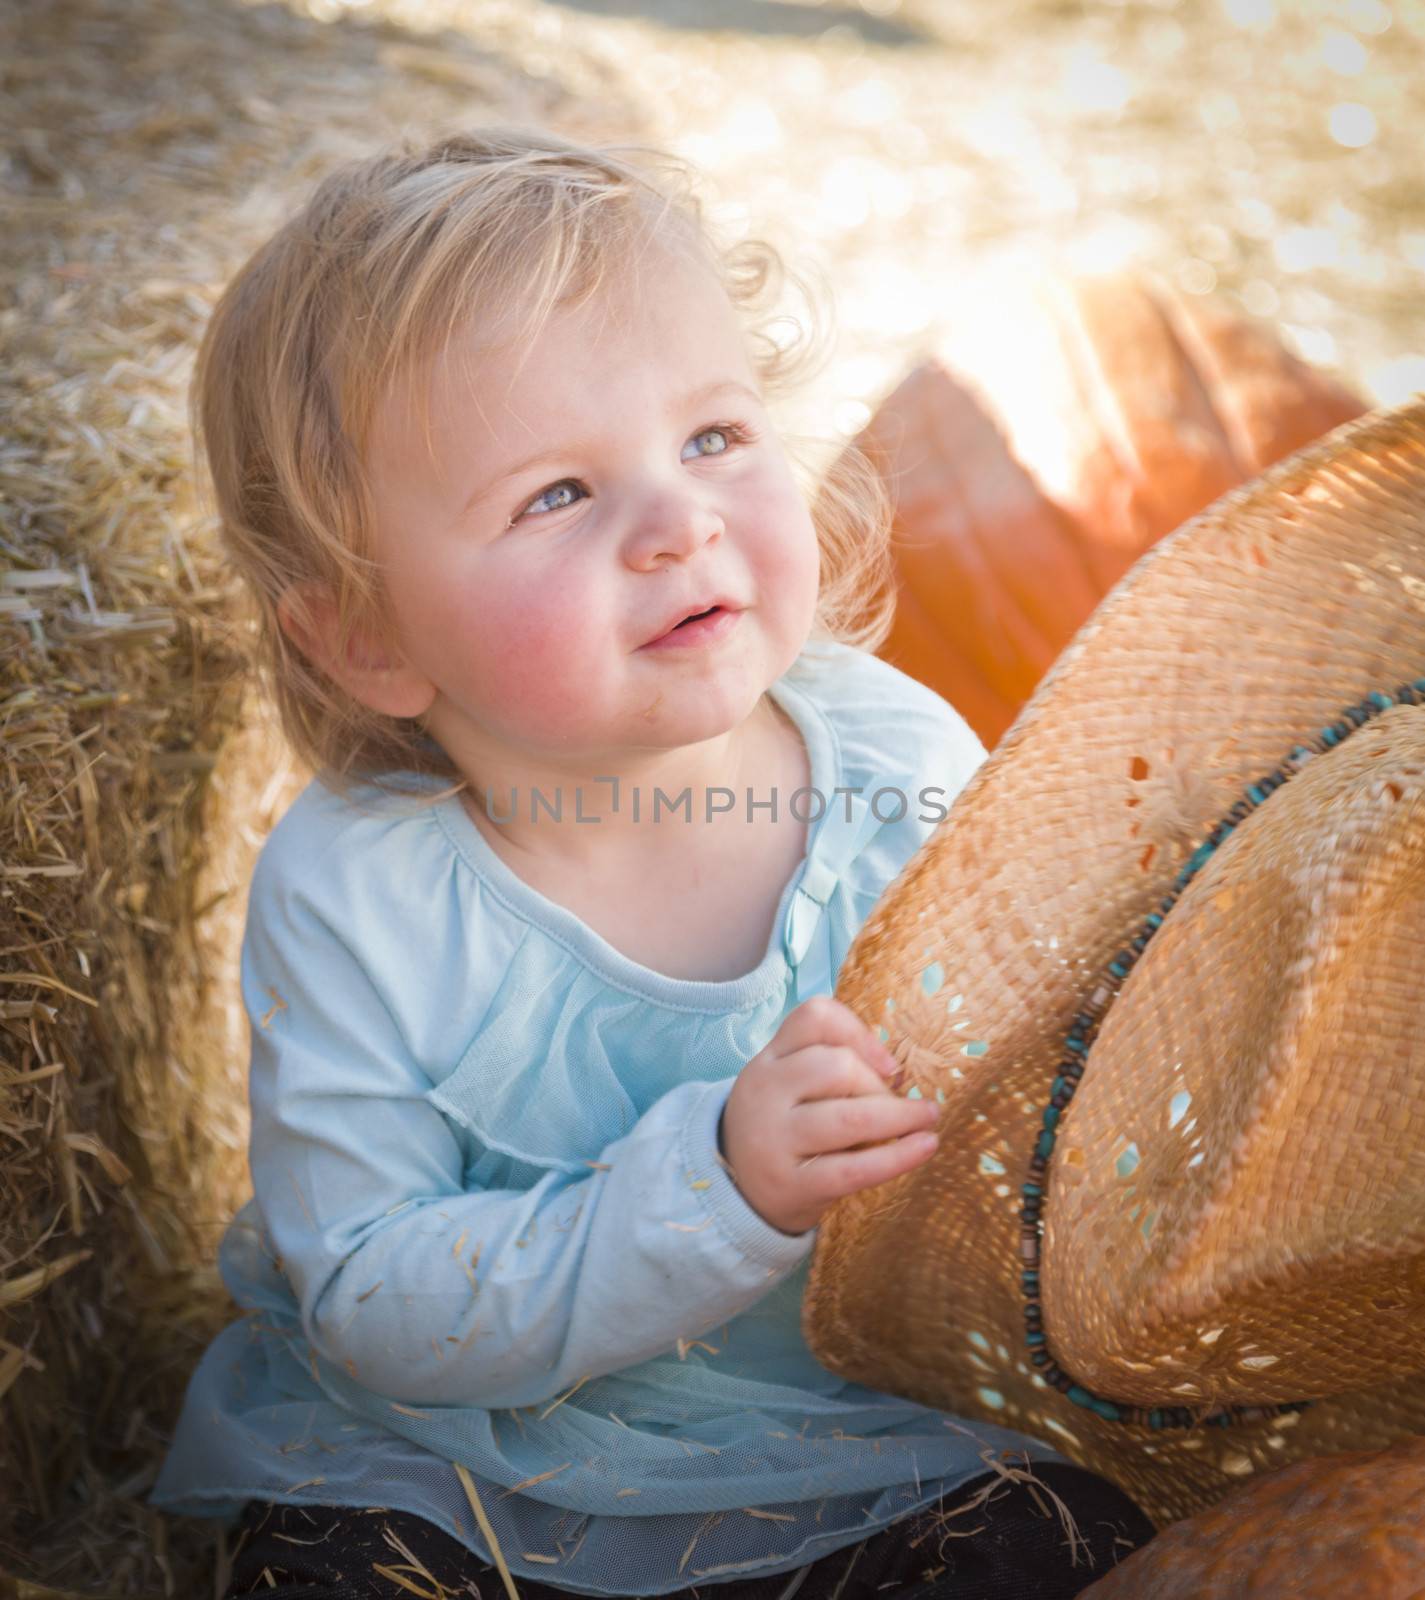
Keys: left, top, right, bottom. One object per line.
{"left": 150, "top": 125, "right": 1152, "bottom": 1598}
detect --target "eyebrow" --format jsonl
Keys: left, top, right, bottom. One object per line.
{"left": 459, "top": 377, "right": 765, "bottom": 517}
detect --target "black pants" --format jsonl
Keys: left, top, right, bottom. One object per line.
{"left": 224, "top": 1463, "right": 1154, "bottom": 1599}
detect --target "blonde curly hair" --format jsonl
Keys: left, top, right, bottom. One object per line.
{"left": 194, "top": 124, "right": 894, "bottom": 791}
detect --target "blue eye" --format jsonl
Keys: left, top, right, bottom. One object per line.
{"left": 684, "top": 427, "right": 732, "bottom": 458}
{"left": 523, "top": 481, "right": 584, "bottom": 518}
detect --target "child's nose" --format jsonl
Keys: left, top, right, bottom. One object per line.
{"left": 623, "top": 482, "right": 724, "bottom": 571}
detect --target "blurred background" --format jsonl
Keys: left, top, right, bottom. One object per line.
{"left": 3, "top": 0, "right": 1425, "bottom": 1594}
{"left": 8, "top": 0, "right": 1425, "bottom": 459}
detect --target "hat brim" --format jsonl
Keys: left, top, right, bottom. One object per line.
{"left": 803, "top": 397, "right": 1425, "bottom": 1525}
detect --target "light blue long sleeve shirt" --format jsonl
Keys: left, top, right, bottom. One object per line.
{"left": 149, "top": 639, "right": 1064, "bottom": 1594}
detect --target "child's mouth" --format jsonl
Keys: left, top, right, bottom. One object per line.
{"left": 642, "top": 604, "right": 741, "bottom": 651}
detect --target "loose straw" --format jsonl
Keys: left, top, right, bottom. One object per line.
{"left": 454, "top": 1462, "right": 522, "bottom": 1600}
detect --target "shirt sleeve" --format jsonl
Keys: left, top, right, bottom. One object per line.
{"left": 243, "top": 862, "right": 813, "bottom": 1412}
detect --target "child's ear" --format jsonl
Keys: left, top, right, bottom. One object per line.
{"left": 276, "top": 582, "right": 436, "bottom": 720}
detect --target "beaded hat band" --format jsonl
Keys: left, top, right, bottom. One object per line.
{"left": 804, "top": 397, "right": 1425, "bottom": 1528}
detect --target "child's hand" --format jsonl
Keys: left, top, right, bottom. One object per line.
{"left": 718, "top": 995, "right": 941, "bottom": 1236}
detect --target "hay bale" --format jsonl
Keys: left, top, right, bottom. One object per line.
{"left": 1, "top": 250, "right": 254, "bottom": 1596}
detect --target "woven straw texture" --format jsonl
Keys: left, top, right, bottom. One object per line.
{"left": 803, "top": 397, "right": 1425, "bottom": 1526}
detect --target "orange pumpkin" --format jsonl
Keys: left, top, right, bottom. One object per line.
{"left": 1080, "top": 1437, "right": 1425, "bottom": 1599}
{"left": 855, "top": 274, "right": 1367, "bottom": 747}
{"left": 851, "top": 361, "right": 1100, "bottom": 747}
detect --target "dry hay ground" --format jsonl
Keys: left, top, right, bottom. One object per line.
{"left": 4, "top": 0, "right": 1425, "bottom": 1595}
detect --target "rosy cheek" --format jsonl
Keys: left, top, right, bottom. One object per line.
{"left": 756, "top": 488, "right": 819, "bottom": 591}
{"left": 465, "top": 567, "right": 605, "bottom": 731}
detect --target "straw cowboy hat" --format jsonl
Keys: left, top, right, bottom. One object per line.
{"left": 802, "top": 395, "right": 1425, "bottom": 1527}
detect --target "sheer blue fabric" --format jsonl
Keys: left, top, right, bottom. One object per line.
{"left": 149, "top": 640, "right": 1065, "bottom": 1594}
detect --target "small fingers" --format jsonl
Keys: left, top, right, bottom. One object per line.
{"left": 797, "top": 1128, "right": 941, "bottom": 1206}
{"left": 781, "top": 1044, "right": 891, "bottom": 1105}
{"left": 771, "top": 995, "right": 898, "bottom": 1079}
{"left": 793, "top": 1090, "right": 939, "bottom": 1158}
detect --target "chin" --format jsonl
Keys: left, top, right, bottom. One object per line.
{"left": 654, "top": 680, "right": 764, "bottom": 740}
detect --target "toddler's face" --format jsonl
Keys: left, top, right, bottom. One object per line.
{"left": 362, "top": 248, "right": 821, "bottom": 780}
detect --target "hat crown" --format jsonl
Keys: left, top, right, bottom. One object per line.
{"left": 1050, "top": 708, "right": 1425, "bottom": 1406}
{"left": 805, "top": 397, "right": 1425, "bottom": 1524}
